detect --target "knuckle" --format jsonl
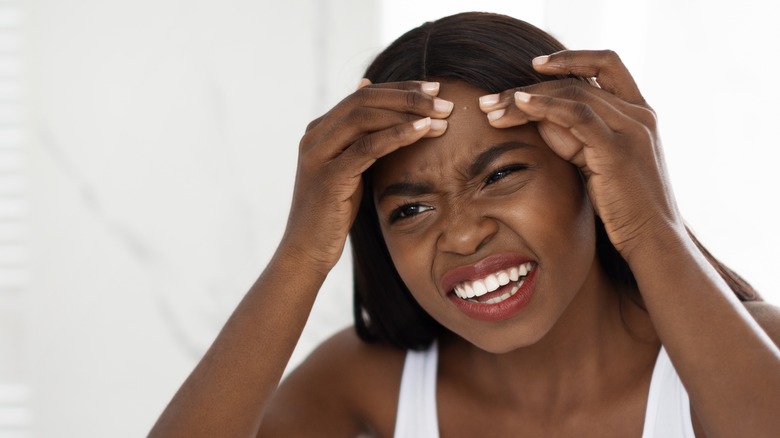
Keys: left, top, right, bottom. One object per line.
{"left": 351, "top": 87, "right": 372, "bottom": 106}
{"left": 534, "top": 94, "right": 554, "bottom": 108}
{"left": 299, "top": 131, "right": 321, "bottom": 154}
{"left": 297, "top": 146, "right": 323, "bottom": 175}
{"left": 560, "top": 77, "right": 581, "bottom": 88}
{"left": 299, "top": 153, "right": 319, "bottom": 174}
{"left": 345, "top": 107, "right": 370, "bottom": 125}
{"left": 390, "top": 122, "right": 410, "bottom": 141}
{"left": 351, "top": 135, "right": 375, "bottom": 156}
{"left": 639, "top": 107, "right": 659, "bottom": 130}
{"left": 601, "top": 49, "right": 622, "bottom": 64}
{"left": 505, "top": 88, "right": 523, "bottom": 101}
{"left": 559, "top": 83, "right": 586, "bottom": 100}
{"left": 572, "top": 102, "right": 595, "bottom": 124}
{"left": 305, "top": 116, "right": 324, "bottom": 133}
{"left": 622, "top": 122, "right": 655, "bottom": 152}
{"left": 636, "top": 125, "right": 656, "bottom": 148}
{"left": 404, "top": 90, "right": 424, "bottom": 110}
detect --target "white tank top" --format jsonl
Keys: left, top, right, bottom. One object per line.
{"left": 393, "top": 342, "right": 695, "bottom": 437}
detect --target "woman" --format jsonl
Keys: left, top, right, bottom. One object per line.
{"left": 150, "top": 12, "right": 780, "bottom": 437}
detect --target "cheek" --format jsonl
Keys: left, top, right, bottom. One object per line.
{"left": 382, "top": 231, "right": 431, "bottom": 296}
{"left": 381, "top": 228, "right": 448, "bottom": 321}
{"left": 533, "top": 169, "right": 596, "bottom": 271}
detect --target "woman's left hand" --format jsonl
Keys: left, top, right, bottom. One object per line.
{"left": 478, "top": 50, "right": 683, "bottom": 262}
{"left": 480, "top": 51, "right": 780, "bottom": 438}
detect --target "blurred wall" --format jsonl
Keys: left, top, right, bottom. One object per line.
{"left": 26, "top": 0, "right": 379, "bottom": 436}
{"left": 14, "top": 0, "right": 780, "bottom": 437}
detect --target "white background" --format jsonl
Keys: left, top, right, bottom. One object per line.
{"left": 6, "top": 0, "right": 779, "bottom": 436}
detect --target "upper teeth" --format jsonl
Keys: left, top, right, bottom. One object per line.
{"left": 453, "top": 262, "right": 533, "bottom": 300}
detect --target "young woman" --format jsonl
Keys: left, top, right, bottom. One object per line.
{"left": 150, "top": 12, "right": 780, "bottom": 437}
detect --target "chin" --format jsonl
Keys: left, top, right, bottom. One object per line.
{"left": 457, "top": 324, "right": 552, "bottom": 354}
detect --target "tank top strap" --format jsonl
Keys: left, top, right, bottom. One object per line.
{"left": 641, "top": 346, "right": 696, "bottom": 438}
{"left": 393, "top": 341, "right": 440, "bottom": 438}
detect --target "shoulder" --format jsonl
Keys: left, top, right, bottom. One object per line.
{"left": 259, "top": 326, "right": 407, "bottom": 437}
{"left": 297, "top": 326, "right": 408, "bottom": 396}
{"left": 744, "top": 300, "right": 780, "bottom": 346}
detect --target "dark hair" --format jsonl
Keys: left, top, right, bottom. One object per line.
{"left": 350, "top": 12, "right": 759, "bottom": 351}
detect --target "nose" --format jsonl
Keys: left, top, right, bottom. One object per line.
{"left": 436, "top": 205, "right": 498, "bottom": 255}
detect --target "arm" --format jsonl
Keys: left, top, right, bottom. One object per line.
{"left": 149, "top": 246, "right": 331, "bottom": 437}
{"left": 479, "top": 50, "right": 780, "bottom": 437}
{"left": 149, "top": 80, "right": 453, "bottom": 437}
{"left": 625, "top": 215, "right": 780, "bottom": 438}
{"left": 745, "top": 300, "right": 780, "bottom": 346}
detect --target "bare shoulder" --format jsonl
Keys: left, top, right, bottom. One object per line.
{"left": 744, "top": 300, "right": 780, "bottom": 346}
{"left": 258, "top": 326, "right": 406, "bottom": 437}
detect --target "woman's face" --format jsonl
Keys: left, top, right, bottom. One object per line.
{"left": 372, "top": 80, "right": 600, "bottom": 353}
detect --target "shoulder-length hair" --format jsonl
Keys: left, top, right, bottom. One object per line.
{"left": 349, "top": 12, "right": 759, "bottom": 351}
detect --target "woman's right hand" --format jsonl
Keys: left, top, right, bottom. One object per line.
{"left": 280, "top": 80, "right": 454, "bottom": 274}
{"left": 149, "top": 81, "right": 454, "bottom": 438}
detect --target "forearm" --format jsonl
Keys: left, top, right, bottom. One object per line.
{"left": 149, "top": 245, "right": 329, "bottom": 438}
{"left": 627, "top": 225, "right": 780, "bottom": 436}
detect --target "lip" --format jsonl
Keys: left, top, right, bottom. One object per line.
{"left": 440, "top": 253, "right": 535, "bottom": 294}
{"left": 448, "top": 263, "right": 538, "bottom": 321}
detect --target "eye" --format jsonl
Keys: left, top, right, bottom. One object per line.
{"left": 389, "top": 203, "right": 434, "bottom": 223}
{"left": 484, "top": 164, "right": 528, "bottom": 185}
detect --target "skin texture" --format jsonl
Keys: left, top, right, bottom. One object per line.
{"left": 149, "top": 50, "right": 780, "bottom": 438}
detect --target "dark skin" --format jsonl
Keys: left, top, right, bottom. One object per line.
{"left": 150, "top": 50, "right": 780, "bottom": 437}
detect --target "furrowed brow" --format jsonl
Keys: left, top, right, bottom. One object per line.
{"left": 377, "top": 181, "right": 434, "bottom": 203}
{"left": 468, "top": 142, "right": 534, "bottom": 178}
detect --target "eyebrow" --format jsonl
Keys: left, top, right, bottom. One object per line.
{"left": 468, "top": 141, "right": 534, "bottom": 178}
{"left": 376, "top": 141, "right": 534, "bottom": 203}
{"left": 377, "top": 181, "right": 434, "bottom": 203}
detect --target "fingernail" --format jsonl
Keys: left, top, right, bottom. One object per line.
{"left": 430, "top": 119, "right": 448, "bottom": 131}
{"left": 421, "top": 82, "right": 440, "bottom": 95}
{"left": 532, "top": 55, "right": 549, "bottom": 66}
{"left": 487, "top": 109, "right": 505, "bottom": 122}
{"left": 479, "top": 94, "right": 500, "bottom": 107}
{"left": 413, "top": 117, "right": 431, "bottom": 131}
{"left": 515, "top": 91, "right": 531, "bottom": 103}
{"left": 434, "top": 98, "right": 454, "bottom": 114}
{"left": 357, "top": 78, "right": 371, "bottom": 90}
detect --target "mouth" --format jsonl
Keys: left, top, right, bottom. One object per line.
{"left": 451, "top": 261, "right": 535, "bottom": 304}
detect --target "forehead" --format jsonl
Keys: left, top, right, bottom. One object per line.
{"left": 372, "top": 80, "right": 545, "bottom": 184}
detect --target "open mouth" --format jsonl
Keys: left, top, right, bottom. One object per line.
{"left": 451, "top": 262, "right": 534, "bottom": 305}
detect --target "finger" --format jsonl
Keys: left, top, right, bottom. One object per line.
{"left": 306, "top": 107, "right": 448, "bottom": 160}
{"left": 479, "top": 88, "right": 535, "bottom": 126}
{"left": 350, "top": 87, "right": 453, "bottom": 117}
{"left": 532, "top": 50, "right": 645, "bottom": 105}
{"left": 305, "top": 114, "right": 326, "bottom": 133}
{"left": 338, "top": 117, "right": 442, "bottom": 175}
{"left": 309, "top": 81, "right": 440, "bottom": 133}
{"left": 525, "top": 79, "right": 637, "bottom": 112}
{"left": 478, "top": 79, "right": 613, "bottom": 115}
{"left": 522, "top": 82, "right": 658, "bottom": 133}
{"left": 481, "top": 80, "right": 652, "bottom": 130}
{"left": 510, "top": 91, "right": 630, "bottom": 165}
{"left": 362, "top": 80, "right": 441, "bottom": 96}
{"left": 480, "top": 79, "right": 636, "bottom": 116}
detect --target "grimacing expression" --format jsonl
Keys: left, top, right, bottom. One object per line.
{"left": 372, "top": 81, "right": 602, "bottom": 353}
